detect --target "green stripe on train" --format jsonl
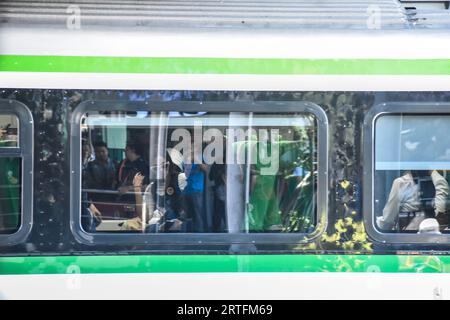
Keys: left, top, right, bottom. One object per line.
{"left": 0, "top": 56, "right": 450, "bottom": 74}
{"left": 0, "top": 255, "right": 449, "bottom": 275}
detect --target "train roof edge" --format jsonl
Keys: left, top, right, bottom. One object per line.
{"left": 0, "top": 0, "right": 448, "bottom": 30}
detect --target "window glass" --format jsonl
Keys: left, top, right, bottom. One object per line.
{"left": 375, "top": 114, "right": 450, "bottom": 234}
{"left": 0, "top": 115, "right": 19, "bottom": 148}
{"left": 0, "top": 157, "right": 21, "bottom": 234}
{"left": 81, "top": 111, "right": 317, "bottom": 234}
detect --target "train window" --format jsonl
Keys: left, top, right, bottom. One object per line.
{"left": 364, "top": 103, "right": 450, "bottom": 244}
{"left": 72, "top": 101, "right": 328, "bottom": 245}
{"left": 0, "top": 100, "right": 33, "bottom": 245}
{"left": 0, "top": 115, "right": 21, "bottom": 233}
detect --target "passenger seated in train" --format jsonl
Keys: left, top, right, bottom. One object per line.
{"left": 377, "top": 170, "right": 449, "bottom": 232}
{"left": 81, "top": 191, "right": 102, "bottom": 233}
{"left": 84, "top": 141, "right": 117, "bottom": 203}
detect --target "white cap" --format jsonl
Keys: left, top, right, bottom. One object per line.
{"left": 418, "top": 218, "right": 441, "bottom": 234}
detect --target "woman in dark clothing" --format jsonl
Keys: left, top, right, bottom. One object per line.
{"left": 116, "top": 142, "right": 149, "bottom": 218}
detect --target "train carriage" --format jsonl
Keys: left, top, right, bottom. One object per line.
{"left": 0, "top": 0, "right": 450, "bottom": 300}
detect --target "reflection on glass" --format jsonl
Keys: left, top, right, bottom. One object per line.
{"left": 0, "top": 115, "right": 19, "bottom": 148}
{"left": 375, "top": 115, "right": 450, "bottom": 234}
{"left": 0, "top": 158, "right": 21, "bottom": 234}
{"left": 80, "top": 111, "right": 317, "bottom": 234}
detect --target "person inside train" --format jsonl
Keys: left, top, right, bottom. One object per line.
{"left": 121, "top": 151, "right": 184, "bottom": 233}
{"left": 84, "top": 141, "right": 117, "bottom": 203}
{"left": 0, "top": 157, "right": 20, "bottom": 234}
{"left": 131, "top": 159, "right": 184, "bottom": 232}
{"left": 377, "top": 170, "right": 449, "bottom": 232}
{"left": 209, "top": 156, "right": 227, "bottom": 233}
{"left": 0, "top": 121, "right": 18, "bottom": 147}
{"left": 116, "top": 142, "right": 149, "bottom": 218}
{"left": 117, "top": 142, "right": 149, "bottom": 193}
{"left": 247, "top": 128, "right": 296, "bottom": 233}
{"left": 81, "top": 191, "right": 102, "bottom": 233}
{"left": 181, "top": 145, "right": 208, "bottom": 233}
{"left": 82, "top": 142, "right": 95, "bottom": 171}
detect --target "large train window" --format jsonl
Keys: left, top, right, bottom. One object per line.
{"left": 364, "top": 103, "right": 450, "bottom": 244}
{"left": 0, "top": 100, "right": 33, "bottom": 246}
{"left": 71, "top": 101, "right": 328, "bottom": 246}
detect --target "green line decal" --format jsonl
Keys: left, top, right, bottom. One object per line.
{"left": 0, "top": 55, "right": 449, "bottom": 75}
{"left": 1, "top": 254, "right": 450, "bottom": 275}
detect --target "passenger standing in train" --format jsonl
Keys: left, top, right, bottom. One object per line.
{"left": 247, "top": 138, "right": 282, "bottom": 232}
{"left": 377, "top": 170, "right": 449, "bottom": 232}
{"left": 116, "top": 142, "right": 149, "bottom": 218}
{"left": 209, "top": 160, "right": 227, "bottom": 232}
{"left": 117, "top": 142, "right": 149, "bottom": 192}
{"left": 182, "top": 146, "right": 208, "bottom": 233}
{"left": 85, "top": 141, "right": 117, "bottom": 202}
{"left": 82, "top": 142, "right": 95, "bottom": 171}
{"left": 82, "top": 142, "right": 95, "bottom": 188}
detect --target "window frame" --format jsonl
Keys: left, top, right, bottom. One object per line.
{"left": 71, "top": 100, "right": 328, "bottom": 246}
{"left": 363, "top": 102, "right": 450, "bottom": 244}
{"left": 0, "top": 99, "right": 33, "bottom": 246}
